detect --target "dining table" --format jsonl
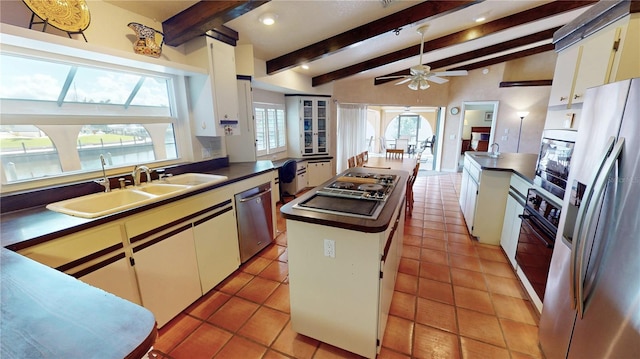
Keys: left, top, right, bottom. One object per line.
{"left": 363, "top": 155, "right": 420, "bottom": 172}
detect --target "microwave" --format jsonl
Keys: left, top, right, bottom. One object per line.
{"left": 534, "top": 129, "right": 577, "bottom": 202}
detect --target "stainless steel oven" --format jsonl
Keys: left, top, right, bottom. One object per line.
{"left": 515, "top": 188, "right": 561, "bottom": 301}
{"left": 534, "top": 129, "right": 577, "bottom": 202}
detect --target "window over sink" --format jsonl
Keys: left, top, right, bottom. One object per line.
{"left": 0, "top": 52, "right": 181, "bottom": 187}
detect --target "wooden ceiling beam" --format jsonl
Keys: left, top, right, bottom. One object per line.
{"left": 162, "top": 0, "right": 270, "bottom": 47}
{"left": 266, "top": 0, "right": 480, "bottom": 75}
{"left": 374, "top": 27, "right": 560, "bottom": 85}
{"left": 450, "top": 43, "right": 556, "bottom": 71}
{"left": 314, "top": 0, "right": 596, "bottom": 86}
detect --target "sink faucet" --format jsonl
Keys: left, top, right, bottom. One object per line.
{"left": 132, "top": 165, "right": 151, "bottom": 186}
{"left": 96, "top": 154, "right": 110, "bottom": 192}
{"left": 491, "top": 142, "right": 500, "bottom": 155}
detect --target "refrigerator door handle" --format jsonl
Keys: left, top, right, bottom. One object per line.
{"left": 576, "top": 137, "right": 624, "bottom": 318}
{"left": 570, "top": 136, "right": 616, "bottom": 309}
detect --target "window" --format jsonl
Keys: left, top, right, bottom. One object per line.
{"left": 0, "top": 52, "right": 180, "bottom": 185}
{"left": 384, "top": 114, "right": 433, "bottom": 144}
{"left": 254, "top": 103, "right": 286, "bottom": 156}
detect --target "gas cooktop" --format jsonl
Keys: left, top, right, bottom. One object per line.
{"left": 316, "top": 172, "right": 398, "bottom": 201}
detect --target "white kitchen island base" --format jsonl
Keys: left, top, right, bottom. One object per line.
{"left": 286, "top": 201, "right": 404, "bottom": 358}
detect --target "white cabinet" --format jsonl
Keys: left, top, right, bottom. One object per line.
{"left": 226, "top": 77, "right": 257, "bottom": 162}
{"left": 286, "top": 96, "right": 330, "bottom": 157}
{"left": 79, "top": 256, "right": 141, "bottom": 305}
{"left": 17, "top": 222, "right": 141, "bottom": 305}
{"left": 193, "top": 202, "right": 240, "bottom": 293}
{"left": 545, "top": 14, "right": 639, "bottom": 129}
{"left": 459, "top": 155, "right": 512, "bottom": 245}
{"left": 500, "top": 193, "right": 525, "bottom": 268}
{"left": 184, "top": 36, "right": 239, "bottom": 137}
{"left": 307, "top": 160, "right": 333, "bottom": 187}
{"left": 132, "top": 225, "right": 202, "bottom": 327}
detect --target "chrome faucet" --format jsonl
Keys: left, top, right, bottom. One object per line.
{"left": 96, "top": 154, "right": 110, "bottom": 192}
{"left": 132, "top": 165, "right": 151, "bottom": 186}
{"left": 490, "top": 143, "right": 500, "bottom": 156}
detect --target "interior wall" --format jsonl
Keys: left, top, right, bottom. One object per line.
{"left": 441, "top": 59, "right": 553, "bottom": 172}
{"left": 0, "top": 0, "right": 189, "bottom": 63}
{"left": 332, "top": 77, "right": 449, "bottom": 106}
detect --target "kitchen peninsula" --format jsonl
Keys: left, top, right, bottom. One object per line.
{"left": 459, "top": 152, "right": 537, "bottom": 245}
{"left": 280, "top": 168, "right": 408, "bottom": 358}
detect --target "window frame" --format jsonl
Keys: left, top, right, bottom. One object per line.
{"left": 0, "top": 42, "right": 195, "bottom": 193}
{"left": 253, "top": 102, "right": 287, "bottom": 157}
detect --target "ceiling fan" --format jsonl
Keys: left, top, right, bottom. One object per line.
{"left": 376, "top": 25, "right": 468, "bottom": 90}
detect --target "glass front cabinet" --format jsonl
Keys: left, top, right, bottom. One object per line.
{"left": 286, "top": 95, "right": 330, "bottom": 157}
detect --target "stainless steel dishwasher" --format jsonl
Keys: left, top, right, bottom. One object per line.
{"left": 235, "top": 182, "right": 274, "bottom": 263}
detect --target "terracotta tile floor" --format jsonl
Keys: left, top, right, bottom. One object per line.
{"left": 153, "top": 173, "right": 542, "bottom": 359}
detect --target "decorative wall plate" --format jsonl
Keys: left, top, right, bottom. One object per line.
{"left": 23, "top": 0, "right": 91, "bottom": 32}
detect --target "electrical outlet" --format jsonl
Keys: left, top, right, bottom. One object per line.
{"left": 323, "top": 239, "right": 335, "bottom": 258}
{"left": 501, "top": 135, "right": 508, "bottom": 141}
{"left": 504, "top": 128, "right": 509, "bottom": 134}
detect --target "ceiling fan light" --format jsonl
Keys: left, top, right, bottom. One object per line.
{"left": 419, "top": 79, "right": 429, "bottom": 90}
{"left": 408, "top": 79, "right": 419, "bottom": 90}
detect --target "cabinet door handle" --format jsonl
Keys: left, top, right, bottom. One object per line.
{"left": 573, "top": 94, "right": 581, "bottom": 100}
{"left": 560, "top": 96, "right": 567, "bottom": 101}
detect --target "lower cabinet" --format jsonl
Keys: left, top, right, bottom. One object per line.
{"left": 459, "top": 155, "right": 511, "bottom": 244}
{"left": 500, "top": 192, "right": 524, "bottom": 268}
{"left": 133, "top": 225, "right": 202, "bottom": 327}
{"left": 500, "top": 174, "right": 529, "bottom": 268}
{"left": 193, "top": 204, "right": 240, "bottom": 293}
{"left": 307, "top": 160, "right": 333, "bottom": 187}
{"left": 78, "top": 255, "right": 141, "bottom": 305}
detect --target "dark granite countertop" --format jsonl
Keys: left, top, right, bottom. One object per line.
{"left": 1, "top": 248, "right": 156, "bottom": 359}
{"left": 271, "top": 156, "right": 333, "bottom": 168}
{"left": 1, "top": 160, "right": 276, "bottom": 250}
{"left": 280, "top": 167, "right": 409, "bottom": 233}
{"left": 465, "top": 152, "right": 538, "bottom": 182}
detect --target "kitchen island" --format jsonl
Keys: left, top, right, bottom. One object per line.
{"left": 280, "top": 168, "right": 408, "bottom": 358}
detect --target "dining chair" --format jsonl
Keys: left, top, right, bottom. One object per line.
{"left": 348, "top": 156, "right": 356, "bottom": 168}
{"left": 356, "top": 153, "right": 364, "bottom": 166}
{"left": 363, "top": 151, "right": 368, "bottom": 162}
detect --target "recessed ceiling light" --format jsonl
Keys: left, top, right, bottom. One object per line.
{"left": 474, "top": 16, "right": 486, "bottom": 23}
{"left": 259, "top": 13, "right": 277, "bottom": 26}
{"left": 301, "top": 64, "right": 309, "bottom": 70}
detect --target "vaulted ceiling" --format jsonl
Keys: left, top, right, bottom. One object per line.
{"left": 107, "top": 0, "right": 598, "bottom": 88}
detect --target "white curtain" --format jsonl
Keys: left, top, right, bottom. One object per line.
{"left": 336, "top": 103, "right": 367, "bottom": 172}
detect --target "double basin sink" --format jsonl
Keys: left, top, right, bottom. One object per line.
{"left": 46, "top": 173, "right": 228, "bottom": 219}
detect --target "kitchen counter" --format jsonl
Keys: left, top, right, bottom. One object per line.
{"left": 280, "top": 167, "right": 409, "bottom": 233}
{"left": 1, "top": 160, "right": 275, "bottom": 250}
{"left": 0, "top": 248, "right": 156, "bottom": 358}
{"left": 465, "top": 152, "right": 538, "bottom": 181}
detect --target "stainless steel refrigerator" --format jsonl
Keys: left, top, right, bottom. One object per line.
{"left": 539, "top": 78, "right": 640, "bottom": 358}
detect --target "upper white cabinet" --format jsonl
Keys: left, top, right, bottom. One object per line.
{"left": 545, "top": 8, "right": 639, "bottom": 129}
{"left": 286, "top": 96, "right": 330, "bottom": 157}
{"left": 226, "top": 77, "right": 258, "bottom": 162}
{"left": 185, "top": 36, "right": 239, "bottom": 137}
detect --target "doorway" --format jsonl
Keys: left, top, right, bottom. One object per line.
{"left": 456, "top": 101, "right": 499, "bottom": 170}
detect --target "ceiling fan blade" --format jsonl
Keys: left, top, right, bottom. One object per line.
{"left": 376, "top": 75, "right": 408, "bottom": 80}
{"left": 395, "top": 78, "right": 413, "bottom": 85}
{"left": 432, "top": 70, "right": 468, "bottom": 77}
{"left": 427, "top": 76, "right": 449, "bottom": 84}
